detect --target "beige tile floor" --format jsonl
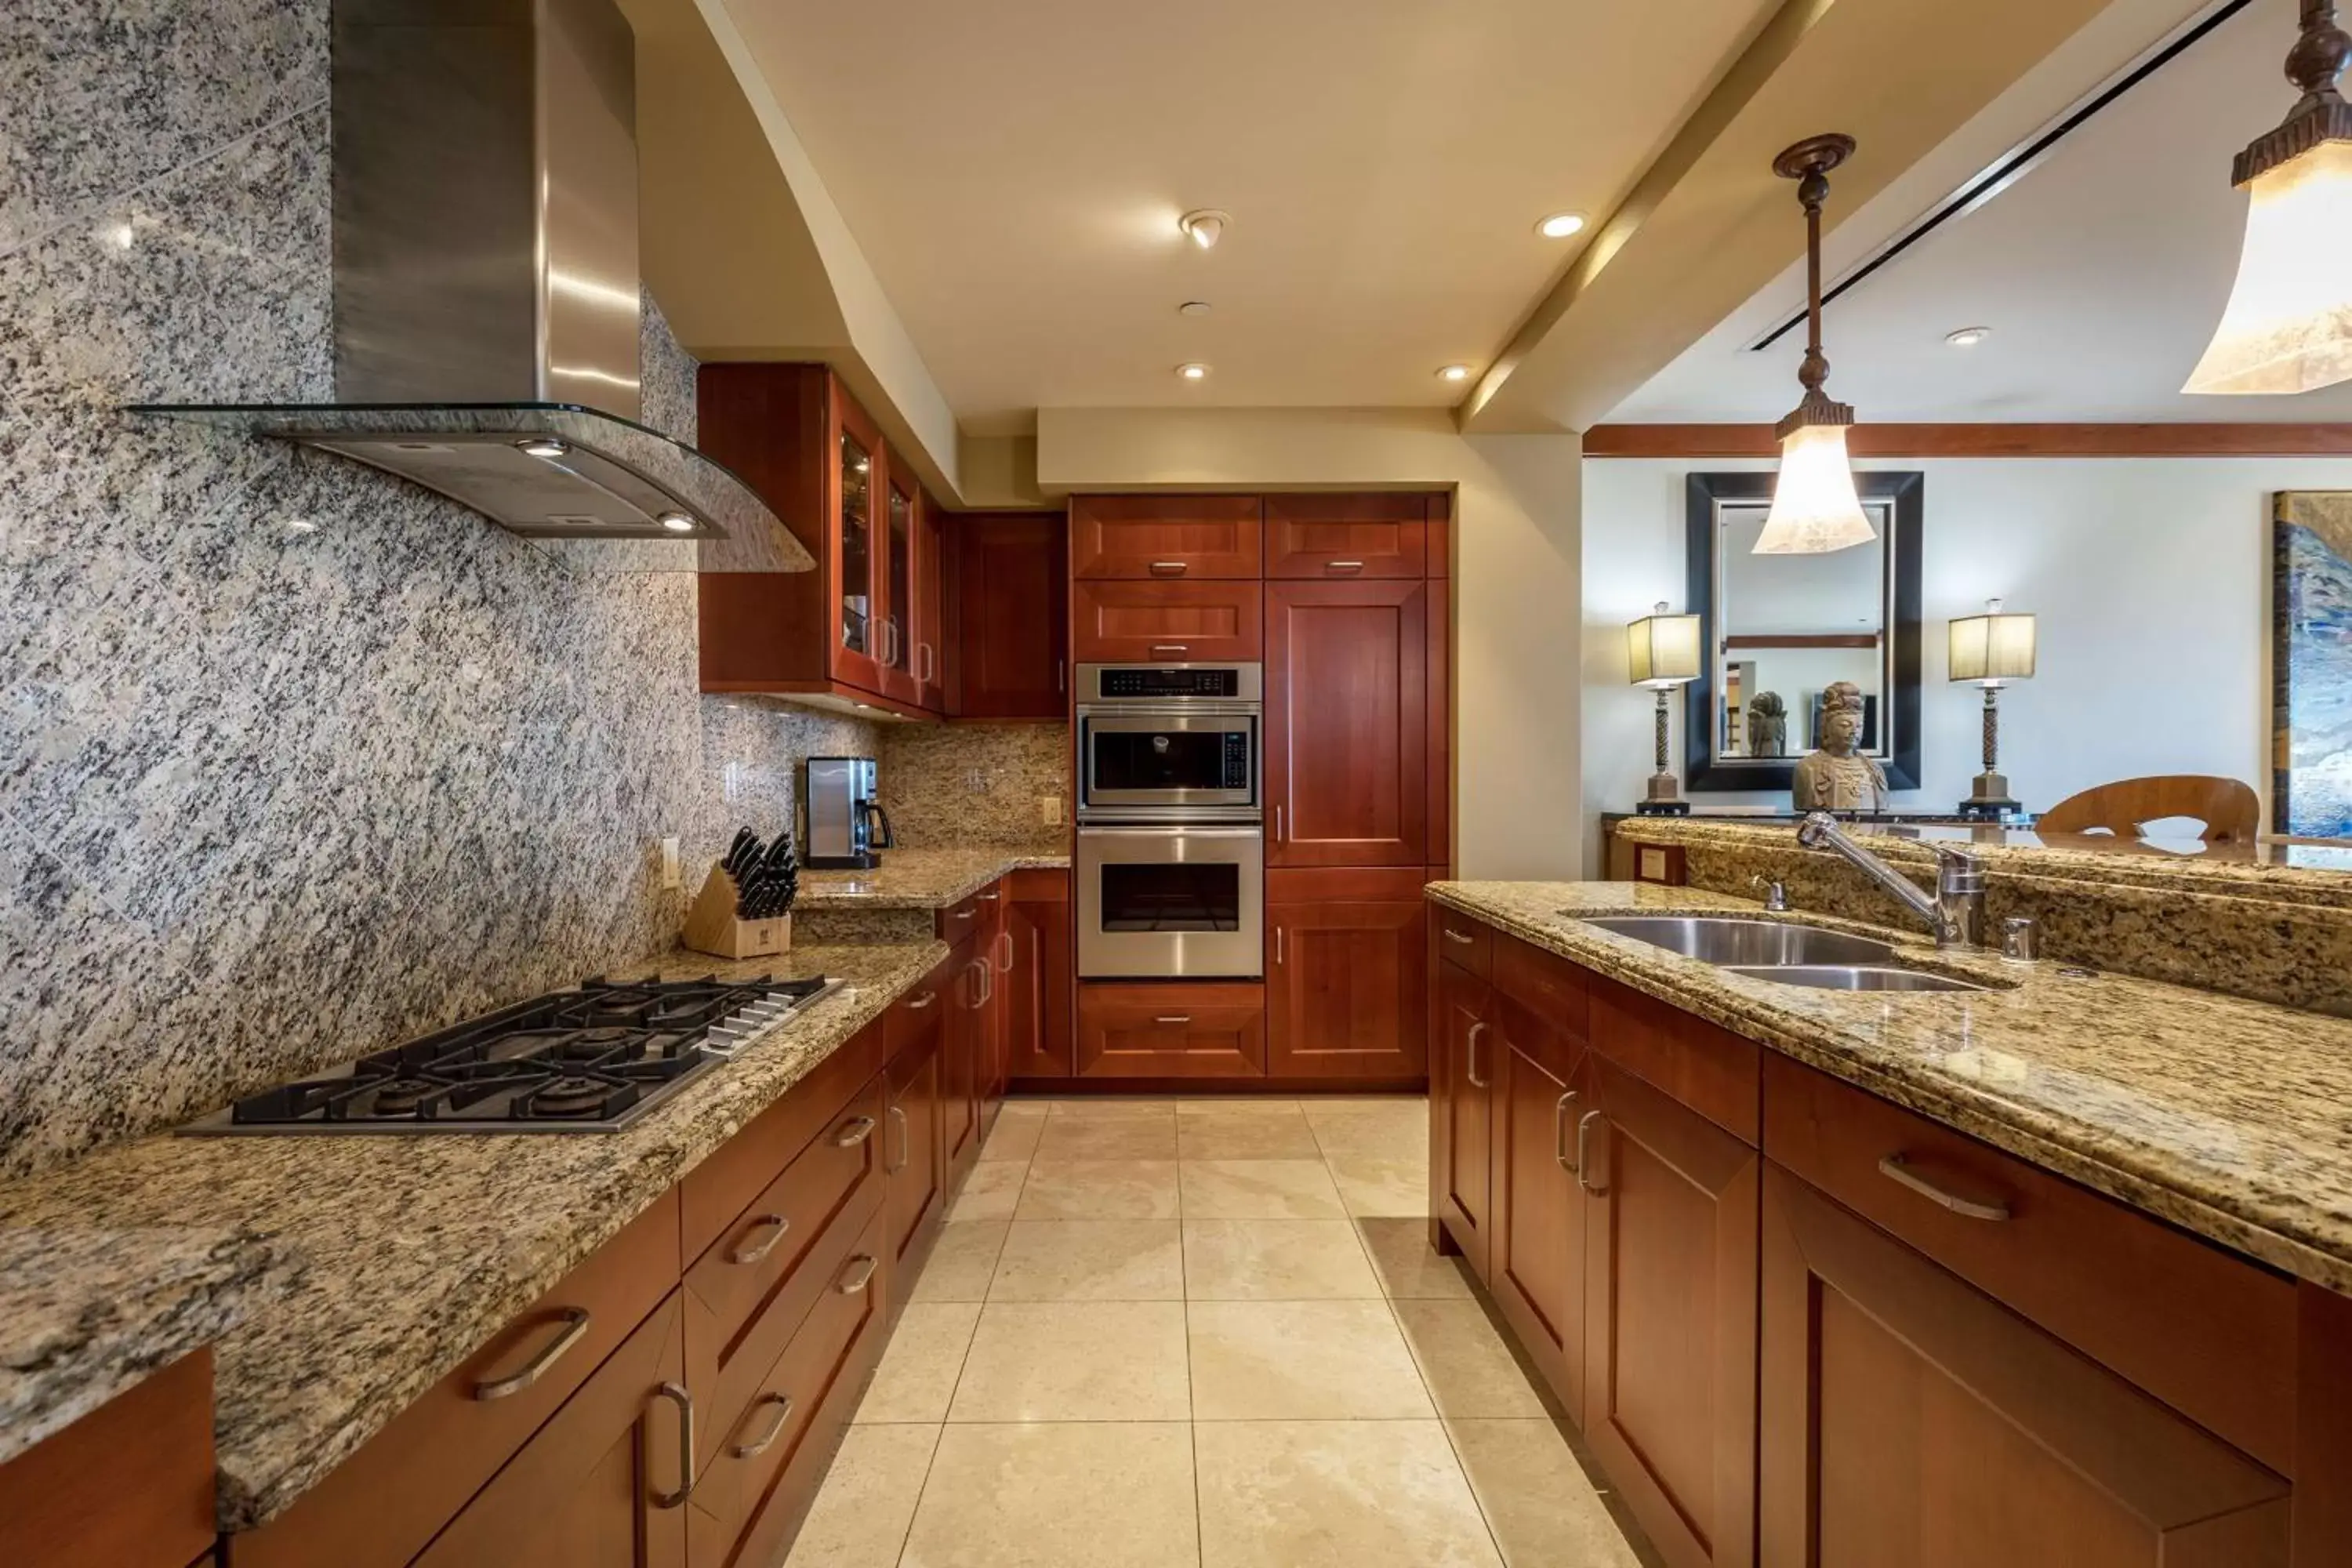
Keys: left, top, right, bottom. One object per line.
{"left": 783, "top": 1094, "right": 1650, "bottom": 1568}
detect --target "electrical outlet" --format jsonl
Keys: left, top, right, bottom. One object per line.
{"left": 1040, "top": 794, "right": 1064, "bottom": 826}
{"left": 965, "top": 768, "right": 992, "bottom": 795}
{"left": 659, "top": 837, "right": 681, "bottom": 890}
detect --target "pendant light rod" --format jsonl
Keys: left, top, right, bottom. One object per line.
{"left": 2241, "top": 0, "right": 2352, "bottom": 184}
{"left": 1771, "top": 134, "right": 1857, "bottom": 439}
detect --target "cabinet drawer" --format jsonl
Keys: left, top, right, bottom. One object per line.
{"left": 1072, "top": 580, "right": 1263, "bottom": 662}
{"left": 937, "top": 887, "right": 992, "bottom": 944}
{"left": 1762, "top": 1054, "right": 2299, "bottom": 1472}
{"left": 1430, "top": 904, "right": 1492, "bottom": 979}
{"left": 688, "top": 1201, "right": 890, "bottom": 1567}
{"left": 1072, "top": 495, "right": 1262, "bottom": 578}
{"left": 1586, "top": 974, "right": 1759, "bottom": 1145}
{"left": 1265, "top": 494, "right": 1428, "bottom": 578}
{"left": 682, "top": 1021, "right": 884, "bottom": 1262}
{"left": 1490, "top": 934, "right": 1586, "bottom": 1043}
{"left": 234, "top": 1192, "right": 683, "bottom": 1568}
{"left": 0, "top": 1349, "right": 212, "bottom": 1568}
{"left": 886, "top": 962, "right": 952, "bottom": 1065}
{"left": 1077, "top": 982, "right": 1267, "bottom": 1077}
{"left": 684, "top": 1073, "right": 887, "bottom": 1464}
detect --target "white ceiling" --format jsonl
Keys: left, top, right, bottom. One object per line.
{"left": 1610, "top": 0, "right": 2352, "bottom": 424}
{"left": 720, "top": 0, "right": 1781, "bottom": 434}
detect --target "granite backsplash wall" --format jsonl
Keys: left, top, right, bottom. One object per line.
{"left": 880, "top": 722, "right": 1069, "bottom": 849}
{"left": 0, "top": 2, "right": 880, "bottom": 1178}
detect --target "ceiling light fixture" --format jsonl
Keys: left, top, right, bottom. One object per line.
{"left": 1535, "top": 212, "right": 1587, "bottom": 239}
{"left": 658, "top": 512, "right": 696, "bottom": 534}
{"left": 1178, "top": 210, "right": 1229, "bottom": 249}
{"left": 1176, "top": 362, "right": 1210, "bottom": 381}
{"left": 1755, "top": 133, "right": 1876, "bottom": 557}
{"left": 1944, "top": 326, "right": 1991, "bottom": 347}
{"left": 517, "top": 437, "right": 572, "bottom": 459}
{"left": 1436, "top": 365, "right": 1472, "bottom": 382}
{"left": 2186, "top": 0, "right": 2352, "bottom": 394}
{"left": 1178, "top": 300, "right": 1212, "bottom": 318}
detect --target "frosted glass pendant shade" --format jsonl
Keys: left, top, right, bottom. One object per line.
{"left": 2186, "top": 139, "right": 2352, "bottom": 395}
{"left": 1755, "top": 423, "right": 1876, "bottom": 554}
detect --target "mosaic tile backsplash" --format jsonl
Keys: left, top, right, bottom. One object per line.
{"left": 0, "top": 2, "right": 890, "bottom": 1178}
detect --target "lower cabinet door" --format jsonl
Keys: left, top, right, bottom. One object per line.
{"left": 1581, "top": 1053, "right": 1759, "bottom": 1568}
{"left": 1429, "top": 957, "right": 1494, "bottom": 1280}
{"left": 413, "top": 1293, "right": 690, "bottom": 1568}
{"left": 942, "top": 951, "right": 985, "bottom": 1196}
{"left": 884, "top": 1008, "right": 946, "bottom": 1284}
{"left": 1076, "top": 982, "right": 1265, "bottom": 1076}
{"left": 1265, "top": 868, "right": 1427, "bottom": 1080}
{"left": 1759, "top": 1163, "right": 2291, "bottom": 1568}
{"left": 1004, "top": 875, "right": 1073, "bottom": 1079}
{"left": 1487, "top": 998, "right": 1587, "bottom": 1417}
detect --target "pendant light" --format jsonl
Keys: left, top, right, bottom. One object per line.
{"left": 1755, "top": 134, "right": 1877, "bottom": 556}
{"left": 2186, "top": 2, "right": 2352, "bottom": 394}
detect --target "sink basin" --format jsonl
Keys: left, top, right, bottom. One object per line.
{"left": 1719, "top": 964, "right": 1991, "bottom": 993}
{"left": 1578, "top": 916, "right": 1896, "bottom": 967}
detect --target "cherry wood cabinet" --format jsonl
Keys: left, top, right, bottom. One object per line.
{"left": 1004, "top": 870, "right": 1073, "bottom": 1080}
{"left": 1265, "top": 493, "right": 1430, "bottom": 578}
{"left": 1072, "top": 578, "right": 1263, "bottom": 663}
{"left": 1760, "top": 1163, "right": 2290, "bottom": 1568}
{"left": 1072, "top": 495, "right": 1262, "bottom": 578}
{"left": 914, "top": 488, "right": 948, "bottom": 711}
{"left": 882, "top": 966, "right": 949, "bottom": 1287}
{"left": 1265, "top": 579, "right": 1429, "bottom": 867}
{"left": 1429, "top": 950, "right": 1494, "bottom": 1278}
{"left": 0, "top": 1350, "right": 214, "bottom": 1568}
{"left": 942, "top": 943, "right": 988, "bottom": 1199}
{"left": 1486, "top": 991, "right": 1589, "bottom": 1417}
{"left": 412, "top": 1294, "right": 690, "bottom": 1568}
{"left": 1581, "top": 1048, "right": 1759, "bottom": 1568}
{"left": 1265, "top": 868, "right": 1426, "bottom": 1080}
{"left": 1076, "top": 982, "right": 1266, "bottom": 1076}
{"left": 947, "top": 511, "right": 1068, "bottom": 719}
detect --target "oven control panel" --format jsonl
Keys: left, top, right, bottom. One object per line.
{"left": 1221, "top": 731, "right": 1252, "bottom": 787}
{"left": 1098, "top": 666, "right": 1243, "bottom": 699}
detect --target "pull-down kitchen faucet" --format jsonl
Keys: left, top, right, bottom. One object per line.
{"left": 1795, "top": 812, "right": 1986, "bottom": 949}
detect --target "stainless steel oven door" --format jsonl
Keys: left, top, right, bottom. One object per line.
{"left": 1076, "top": 826, "right": 1264, "bottom": 978}
{"left": 1076, "top": 710, "right": 1259, "bottom": 822}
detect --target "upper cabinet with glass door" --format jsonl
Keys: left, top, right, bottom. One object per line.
{"left": 831, "top": 382, "right": 887, "bottom": 696}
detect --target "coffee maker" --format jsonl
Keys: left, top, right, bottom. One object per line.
{"left": 803, "top": 757, "right": 895, "bottom": 869}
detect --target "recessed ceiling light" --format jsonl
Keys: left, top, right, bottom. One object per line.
{"left": 1536, "top": 212, "right": 1587, "bottom": 239}
{"left": 517, "top": 437, "right": 571, "bottom": 459}
{"left": 1176, "top": 362, "right": 1210, "bottom": 381}
{"left": 1178, "top": 210, "right": 1230, "bottom": 249}
{"left": 1944, "top": 326, "right": 1991, "bottom": 347}
{"left": 1436, "top": 364, "right": 1473, "bottom": 383}
{"left": 658, "top": 512, "right": 696, "bottom": 533}
{"left": 1178, "top": 300, "right": 1212, "bottom": 318}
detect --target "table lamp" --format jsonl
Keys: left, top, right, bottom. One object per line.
{"left": 1628, "top": 602, "right": 1702, "bottom": 815}
{"left": 1947, "top": 597, "right": 2036, "bottom": 817}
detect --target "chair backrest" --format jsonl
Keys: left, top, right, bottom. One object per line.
{"left": 2035, "top": 775, "right": 2261, "bottom": 843}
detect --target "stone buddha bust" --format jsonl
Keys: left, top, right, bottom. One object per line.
{"left": 1791, "top": 681, "right": 1887, "bottom": 811}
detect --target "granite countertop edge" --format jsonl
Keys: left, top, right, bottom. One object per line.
{"left": 794, "top": 846, "right": 1071, "bottom": 911}
{"left": 1425, "top": 880, "right": 2352, "bottom": 1296}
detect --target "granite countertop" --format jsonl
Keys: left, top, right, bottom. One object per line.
{"left": 0, "top": 1226, "right": 280, "bottom": 1466}
{"left": 1430, "top": 880, "right": 2352, "bottom": 1294}
{"left": 796, "top": 844, "right": 1069, "bottom": 910}
{"left": 0, "top": 939, "right": 941, "bottom": 1530}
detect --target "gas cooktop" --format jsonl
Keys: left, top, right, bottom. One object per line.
{"left": 179, "top": 975, "right": 843, "bottom": 1136}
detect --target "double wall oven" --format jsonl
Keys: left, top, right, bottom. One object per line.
{"left": 1076, "top": 662, "right": 1263, "bottom": 979}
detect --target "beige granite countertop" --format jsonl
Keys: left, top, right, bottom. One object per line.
{"left": 1430, "top": 880, "right": 2352, "bottom": 1295}
{"left": 0, "top": 940, "right": 941, "bottom": 1530}
{"left": 0, "top": 1225, "right": 281, "bottom": 1466}
{"left": 797, "top": 845, "right": 1068, "bottom": 910}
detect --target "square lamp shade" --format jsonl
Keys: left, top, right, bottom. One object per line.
{"left": 1627, "top": 603, "right": 1701, "bottom": 686}
{"left": 1948, "top": 599, "right": 2036, "bottom": 685}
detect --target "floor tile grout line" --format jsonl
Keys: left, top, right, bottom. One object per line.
{"left": 883, "top": 1421, "right": 946, "bottom": 1568}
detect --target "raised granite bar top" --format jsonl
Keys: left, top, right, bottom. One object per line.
{"left": 796, "top": 845, "right": 1068, "bottom": 911}
{"left": 0, "top": 939, "right": 940, "bottom": 1530}
{"left": 1430, "top": 880, "right": 2352, "bottom": 1295}
{"left": 0, "top": 1225, "right": 279, "bottom": 1466}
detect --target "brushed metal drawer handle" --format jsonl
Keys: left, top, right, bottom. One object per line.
{"left": 1465, "top": 1021, "right": 1489, "bottom": 1088}
{"left": 1555, "top": 1090, "right": 1581, "bottom": 1171}
{"left": 473, "top": 1307, "right": 591, "bottom": 1400}
{"left": 887, "top": 1106, "right": 909, "bottom": 1173}
{"left": 652, "top": 1380, "right": 695, "bottom": 1508}
{"left": 952, "top": 907, "right": 978, "bottom": 923}
{"left": 728, "top": 1392, "right": 795, "bottom": 1460}
{"left": 834, "top": 1115, "right": 878, "bottom": 1148}
{"left": 1326, "top": 559, "right": 1365, "bottom": 572}
{"left": 728, "top": 1213, "right": 790, "bottom": 1266}
{"left": 1576, "top": 1111, "right": 1607, "bottom": 1196}
{"left": 837, "top": 1254, "right": 880, "bottom": 1295}
{"left": 1155, "top": 1014, "right": 1192, "bottom": 1025}
{"left": 1878, "top": 1153, "right": 2011, "bottom": 1221}
{"left": 1150, "top": 643, "right": 1190, "bottom": 655}
{"left": 905, "top": 991, "right": 938, "bottom": 1009}
{"left": 994, "top": 929, "right": 1014, "bottom": 974}
{"left": 1443, "top": 927, "right": 1474, "bottom": 946}
{"left": 1149, "top": 561, "right": 1189, "bottom": 575}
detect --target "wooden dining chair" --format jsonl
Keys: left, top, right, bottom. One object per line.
{"left": 2034, "top": 775, "right": 2261, "bottom": 843}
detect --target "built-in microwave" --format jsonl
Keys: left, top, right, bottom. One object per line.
{"left": 1075, "top": 663, "right": 1261, "bottom": 824}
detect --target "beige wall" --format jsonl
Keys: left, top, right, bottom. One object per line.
{"left": 1035, "top": 408, "right": 1586, "bottom": 880}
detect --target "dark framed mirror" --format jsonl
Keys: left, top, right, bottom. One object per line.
{"left": 1683, "top": 470, "right": 1924, "bottom": 793}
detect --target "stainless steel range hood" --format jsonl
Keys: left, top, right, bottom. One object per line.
{"left": 130, "top": 0, "right": 807, "bottom": 566}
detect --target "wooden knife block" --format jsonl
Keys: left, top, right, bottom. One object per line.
{"left": 680, "top": 862, "right": 792, "bottom": 960}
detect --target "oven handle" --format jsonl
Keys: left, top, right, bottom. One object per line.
{"left": 1075, "top": 826, "right": 1266, "bottom": 840}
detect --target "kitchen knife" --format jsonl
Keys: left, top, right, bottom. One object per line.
{"left": 724, "top": 828, "right": 760, "bottom": 878}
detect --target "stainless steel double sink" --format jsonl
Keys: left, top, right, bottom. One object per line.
{"left": 1576, "top": 916, "right": 1991, "bottom": 993}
